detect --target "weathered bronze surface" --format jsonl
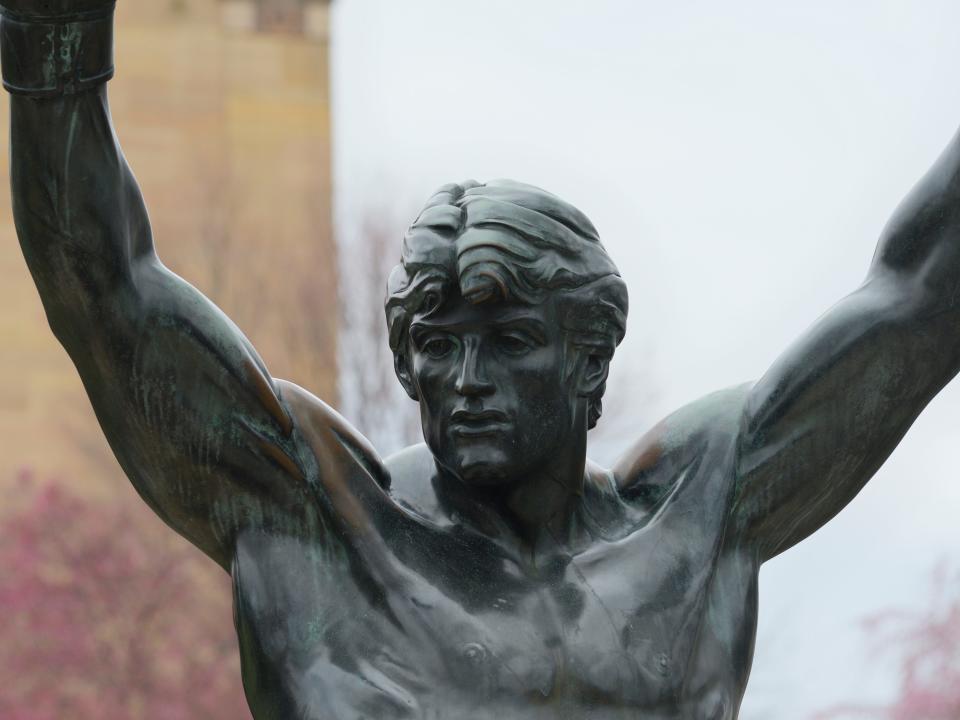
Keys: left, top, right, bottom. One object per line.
{"left": 5, "top": 3, "right": 960, "bottom": 719}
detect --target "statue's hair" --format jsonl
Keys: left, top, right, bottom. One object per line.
{"left": 385, "top": 179, "right": 628, "bottom": 429}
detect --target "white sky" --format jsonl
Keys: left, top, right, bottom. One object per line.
{"left": 329, "top": 1, "right": 960, "bottom": 716}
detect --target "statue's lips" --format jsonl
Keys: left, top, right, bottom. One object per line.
{"left": 449, "top": 410, "right": 510, "bottom": 438}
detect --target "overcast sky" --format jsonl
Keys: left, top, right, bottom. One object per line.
{"left": 329, "top": 1, "right": 960, "bottom": 716}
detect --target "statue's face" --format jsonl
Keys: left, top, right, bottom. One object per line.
{"left": 406, "top": 291, "right": 582, "bottom": 486}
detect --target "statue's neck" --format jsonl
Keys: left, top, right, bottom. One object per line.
{"left": 433, "top": 432, "right": 588, "bottom": 562}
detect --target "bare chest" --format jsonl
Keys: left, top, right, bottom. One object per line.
{"left": 231, "top": 508, "right": 754, "bottom": 720}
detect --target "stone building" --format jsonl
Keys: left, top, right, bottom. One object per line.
{"left": 0, "top": 0, "right": 337, "bottom": 494}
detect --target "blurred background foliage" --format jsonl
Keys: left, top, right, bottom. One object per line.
{"left": 815, "top": 567, "right": 960, "bottom": 719}
{"left": 0, "top": 471, "right": 251, "bottom": 719}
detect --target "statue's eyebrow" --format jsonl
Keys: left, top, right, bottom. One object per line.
{"left": 491, "top": 316, "right": 547, "bottom": 343}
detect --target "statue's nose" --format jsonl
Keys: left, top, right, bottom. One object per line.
{"left": 454, "top": 345, "right": 494, "bottom": 397}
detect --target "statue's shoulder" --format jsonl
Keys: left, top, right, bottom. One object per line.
{"left": 612, "top": 383, "right": 751, "bottom": 501}
{"left": 274, "top": 379, "right": 391, "bottom": 492}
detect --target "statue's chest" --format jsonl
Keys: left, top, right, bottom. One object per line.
{"left": 232, "top": 512, "right": 726, "bottom": 718}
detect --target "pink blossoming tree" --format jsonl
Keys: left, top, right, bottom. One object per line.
{"left": 815, "top": 564, "right": 960, "bottom": 720}
{"left": 0, "top": 470, "right": 252, "bottom": 719}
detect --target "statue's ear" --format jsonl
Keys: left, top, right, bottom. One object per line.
{"left": 394, "top": 352, "right": 419, "bottom": 400}
{"left": 577, "top": 353, "right": 610, "bottom": 399}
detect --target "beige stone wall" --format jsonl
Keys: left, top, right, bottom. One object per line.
{"left": 0, "top": 0, "right": 337, "bottom": 496}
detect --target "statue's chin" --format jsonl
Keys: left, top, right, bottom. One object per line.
{"left": 438, "top": 445, "right": 517, "bottom": 487}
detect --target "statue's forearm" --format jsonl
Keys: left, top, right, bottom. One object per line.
{"left": 12, "top": 89, "right": 152, "bottom": 270}
{"left": 872, "top": 126, "right": 960, "bottom": 313}
{"left": 6, "top": 9, "right": 152, "bottom": 342}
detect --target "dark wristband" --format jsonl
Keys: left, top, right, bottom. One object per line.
{"left": 0, "top": 3, "right": 115, "bottom": 97}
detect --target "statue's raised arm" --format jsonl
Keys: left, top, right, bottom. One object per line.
{"left": 731, "top": 125, "right": 960, "bottom": 561}
{"left": 3, "top": 0, "right": 326, "bottom": 571}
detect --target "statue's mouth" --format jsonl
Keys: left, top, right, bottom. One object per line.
{"left": 450, "top": 409, "right": 509, "bottom": 437}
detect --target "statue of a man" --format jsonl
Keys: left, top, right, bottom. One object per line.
{"left": 4, "top": 2, "right": 958, "bottom": 718}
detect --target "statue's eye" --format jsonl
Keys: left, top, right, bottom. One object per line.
{"left": 496, "top": 334, "right": 531, "bottom": 355}
{"left": 422, "top": 337, "right": 455, "bottom": 359}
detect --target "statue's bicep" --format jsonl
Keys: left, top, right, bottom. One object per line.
{"left": 732, "top": 279, "right": 948, "bottom": 560}
{"left": 83, "top": 265, "right": 311, "bottom": 569}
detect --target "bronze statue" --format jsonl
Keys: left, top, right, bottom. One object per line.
{"left": 4, "top": 2, "right": 958, "bottom": 718}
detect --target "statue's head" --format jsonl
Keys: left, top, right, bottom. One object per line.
{"left": 385, "top": 180, "right": 628, "bottom": 485}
